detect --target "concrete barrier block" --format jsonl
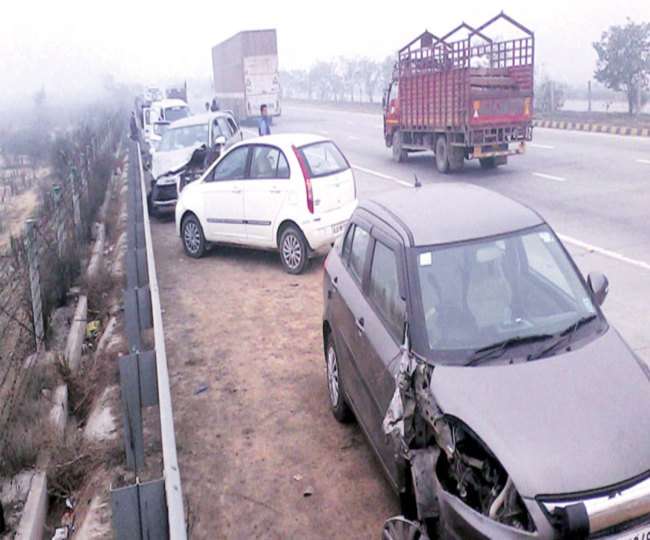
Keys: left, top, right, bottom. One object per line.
{"left": 14, "top": 472, "right": 47, "bottom": 540}
{"left": 49, "top": 384, "right": 68, "bottom": 442}
{"left": 87, "top": 223, "right": 106, "bottom": 281}
{"left": 64, "top": 295, "right": 87, "bottom": 372}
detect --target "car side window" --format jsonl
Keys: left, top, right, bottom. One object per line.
{"left": 209, "top": 146, "right": 249, "bottom": 181}
{"left": 250, "top": 146, "right": 290, "bottom": 179}
{"left": 341, "top": 224, "right": 354, "bottom": 258}
{"left": 217, "top": 117, "right": 233, "bottom": 137}
{"left": 349, "top": 226, "right": 370, "bottom": 281}
{"left": 212, "top": 119, "right": 224, "bottom": 139}
{"left": 368, "top": 241, "right": 404, "bottom": 339}
{"left": 276, "top": 152, "right": 290, "bottom": 179}
{"left": 226, "top": 117, "right": 239, "bottom": 135}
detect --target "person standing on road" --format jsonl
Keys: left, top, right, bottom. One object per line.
{"left": 204, "top": 101, "right": 210, "bottom": 112}
{"left": 258, "top": 104, "right": 271, "bottom": 136}
{"left": 210, "top": 97, "right": 220, "bottom": 112}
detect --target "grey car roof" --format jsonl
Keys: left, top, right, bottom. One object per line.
{"left": 359, "top": 183, "right": 544, "bottom": 246}
{"left": 169, "top": 112, "right": 233, "bottom": 129}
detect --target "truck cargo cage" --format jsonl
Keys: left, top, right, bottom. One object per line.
{"left": 395, "top": 11, "right": 534, "bottom": 138}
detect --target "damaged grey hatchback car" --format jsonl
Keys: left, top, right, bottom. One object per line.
{"left": 322, "top": 183, "right": 650, "bottom": 539}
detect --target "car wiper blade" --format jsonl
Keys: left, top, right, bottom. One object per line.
{"left": 528, "top": 314, "right": 598, "bottom": 361}
{"left": 466, "top": 334, "right": 553, "bottom": 366}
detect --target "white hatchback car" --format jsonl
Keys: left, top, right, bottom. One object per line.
{"left": 175, "top": 134, "right": 357, "bottom": 273}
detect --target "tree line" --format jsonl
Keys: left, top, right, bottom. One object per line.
{"left": 281, "top": 19, "right": 650, "bottom": 115}
{"left": 280, "top": 56, "right": 394, "bottom": 103}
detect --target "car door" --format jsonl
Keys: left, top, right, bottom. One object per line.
{"left": 355, "top": 231, "right": 406, "bottom": 488}
{"left": 330, "top": 222, "right": 377, "bottom": 431}
{"left": 244, "top": 144, "right": 291, "bottom": 246}
{"left": 201, "top": 145, "right": 250, "bottom": 242}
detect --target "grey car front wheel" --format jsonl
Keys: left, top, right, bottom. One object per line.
{"left": 326, "top": 335, "right": 353, "bottom": 423}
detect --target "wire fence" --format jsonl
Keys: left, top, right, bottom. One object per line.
{"left": 0, "top": 108, "right": 126, "bottom": 460}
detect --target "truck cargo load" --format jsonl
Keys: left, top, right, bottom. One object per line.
{"left": 212, "top": 29, "right": 281, "bottom": 122}
{"left": 383, "top": 12, "right": 534, "bottom": 172}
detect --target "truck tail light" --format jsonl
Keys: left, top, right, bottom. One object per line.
{"left": 292, "top": 145, "right": 314, "bottom": 214}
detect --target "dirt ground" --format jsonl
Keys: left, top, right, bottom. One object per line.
{"left": 151, "top": 217, "right": 398, "bottom": 539}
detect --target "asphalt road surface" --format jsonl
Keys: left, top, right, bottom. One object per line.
{"left": 152, "top": 104, "right": 650, "bottom": 538}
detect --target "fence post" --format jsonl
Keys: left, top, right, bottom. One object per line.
{"left": 25, "top": 219, "right": 44, "bottom": 349}
{"left": 53, "top": 185, "right": 66, "bottom": 259}
{"left": 71, "top": 169, "right": 82, "bottom": 246}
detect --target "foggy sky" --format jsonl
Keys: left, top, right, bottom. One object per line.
{"left": 2, "top": 0, "right": 649, "bottom": 109}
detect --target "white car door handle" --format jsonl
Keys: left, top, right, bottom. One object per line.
{"left": 231, "top": 188, "right": 242, "bottom": 194}
{"left": 269, "top": 188, "right": 281, "bottom": 194}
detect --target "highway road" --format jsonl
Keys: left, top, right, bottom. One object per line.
{"left": 253, "top": 102, "right": 650, "bottom": 362}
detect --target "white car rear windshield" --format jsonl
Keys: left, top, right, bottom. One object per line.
{"left": 298, "top": 141, "right": 349, "bottom": 178}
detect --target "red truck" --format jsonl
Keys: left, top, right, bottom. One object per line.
{"left": 383, "top": 12, "right": 534, "bottom": 173}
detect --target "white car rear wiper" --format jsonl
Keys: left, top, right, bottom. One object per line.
{"left": 466, "top": 333, "right": 554, "bottom": 366}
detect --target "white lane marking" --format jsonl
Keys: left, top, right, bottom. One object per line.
{"left": 559, "top": 234, "right": 650, "bottom": 272}
{"left": 532, "top": 172, "right": 567, "bottom": 182}
{"left": 348, "top": 135, "right": 360, "bottom": 141}
{"left": 352, "top": 164, "right": 413, "bottom": 187}
{"left": 529, "top": 143, "right": 555, "bottom": 149}
{"left": 636, "top": 159, "right": 650, "bottom": 165}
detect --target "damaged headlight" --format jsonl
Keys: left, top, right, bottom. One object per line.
{"left": 382, "top": 343, "right": 535, "bottom": 533}
{"left": 435, "top": 420, "right": 536, "bottom": 532}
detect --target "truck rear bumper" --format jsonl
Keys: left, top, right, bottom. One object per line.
{"left": 471, "top": 141, "right": 526, "bottom": 159}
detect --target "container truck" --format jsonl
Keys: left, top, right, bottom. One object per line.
{"left": 211, "top": 29, "right": 281, "bottom": 123}
{"left": 383, "top": 12, "right": 534, "bottom": 173}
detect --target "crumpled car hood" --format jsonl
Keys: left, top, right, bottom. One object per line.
{"left": 151, "top": 146, "right": 199, "bottom": 180}
{"left": 431, "top": 328, "right": 650, "bottom": 497}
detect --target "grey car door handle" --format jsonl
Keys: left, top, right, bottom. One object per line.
{"left": 356, "top": 317, "right": 365, "bottom": 332}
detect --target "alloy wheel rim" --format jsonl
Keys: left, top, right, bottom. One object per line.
{"left": 184, "top": 222, "right": 201, "bottom": 254}
{"left": 282, "top": 234, "right": 302, "bottom": 269}
{"left": 327, "top": 346, "right": 339, "bottom": 407}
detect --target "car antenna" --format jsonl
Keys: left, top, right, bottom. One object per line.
{"left": 413, "top": 174, "right": 422, "bottom": 188}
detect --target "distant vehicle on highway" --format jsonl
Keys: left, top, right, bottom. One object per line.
{"left": 148, "top": 112, "right": 242, "bottom": 215}
{"left": 383, "top": 12, "right": 534, "bottom": 173}
{"left": 212, "top": 29, "right": 281, "bottom": 123}
{"left": 323, "top": 183, "right": 650, "bottom": 539}
{"left": 143, "top": 98, "right": 191, "bottom": 148}
{"left": 175, "top": 134, "right": 356, "bottom": 273}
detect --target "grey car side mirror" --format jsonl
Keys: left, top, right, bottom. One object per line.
{"left": 587, "top": 271, "right": 609, "bottom": 306}
{"left": 214, "top": 135, "right": 226, "bottom": 146}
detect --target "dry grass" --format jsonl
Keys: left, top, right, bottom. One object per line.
{"left": 0, "top": 361, "right": 60, "bottom": 477}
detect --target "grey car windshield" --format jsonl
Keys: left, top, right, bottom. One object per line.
{"left": 159, "top": 124, "right": 209, "bottom": 152}
{"left": 415, "top": 225, "right": 598, "bottom": 362}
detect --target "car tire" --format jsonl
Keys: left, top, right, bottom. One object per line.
{"left": 435, "top": 136, "right": 450, "bottom": 174}
{"left": 279, "top": 225, "right": 309, "bottom": 274}
{"left": 479, "top": 157, "right": 497, "bottom": 169}
{"left": 147, "top": 192, "right": 159, "bottom": 218}
{"left": 181, "top": 214, "right": 206, "bottom": 258}
{"left": 325, "top": 334, "right": 353, "bottom": 423}
{"left": 392, "top": 131, "right": 408, "bottom": 163}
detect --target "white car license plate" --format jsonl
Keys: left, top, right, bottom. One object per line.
{"left": 614, "top": 522, "right": 650, "bottom": 540}
{"left": 332, "top": 222, "right": 346, "bottom": 235}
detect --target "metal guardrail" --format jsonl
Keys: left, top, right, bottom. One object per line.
{"left": 111, "top": 140, "right": 187, "bottom": 540}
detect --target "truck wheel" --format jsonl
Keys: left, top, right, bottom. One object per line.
{"left": 449, "top": 146, "right": 465, "bottom": 172}
{"left": 479, "top": 157, "right": 496, "bottom": 169}
{"left": 392, "top": 131, "right": 407, "bottom": 163}
{"left": 435, "top": 136, "right": 449, "bottom": 174}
